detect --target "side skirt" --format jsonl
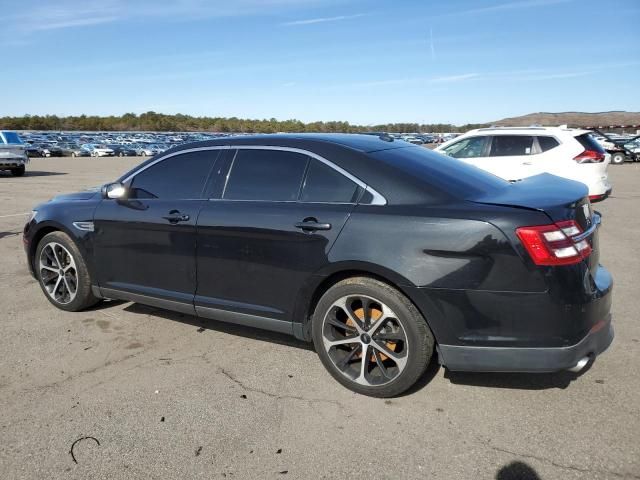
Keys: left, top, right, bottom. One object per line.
{"left": 195, "top": 305, "right": 293, "bottom": 335}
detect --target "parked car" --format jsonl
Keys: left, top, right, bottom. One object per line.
{"left": 106, "top": 144, "right": 138, "bottom": 157}
{"left": 25, "top": 144, "right": 50, "bottom": 158}
{"left": 59, "top": 144, "right": 91, "bottom": 157}
{"left": 0, "top": 131, "right": 28, "bottom": 176}
{"left": 82, "top": 144, "right": 115, "bottom": 157}
{"left": 606, "top": 137, "right": 640, "bottom": 165}
{"left": 135, "top": 145, "right": 159, "bottom": 156}
{"left": 46, "top": 145, "right": 64, "bottom": 157}
{"left": 436, "top": 126, "right": 612, "bottom": 202}
{"left": 23, "top": 134, "right": 613, "bottom": 397}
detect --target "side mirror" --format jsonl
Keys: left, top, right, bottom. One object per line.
{"left": 102, "top": 182, "right": 127, "bottom": 199}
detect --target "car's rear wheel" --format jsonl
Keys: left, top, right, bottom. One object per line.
{"left": 312, "top": 277, "right": 434, "bottom": 397}
{"left": 10, "top": 166, "right": 25, "bottom": 176}
{"left": 35, "top": 231, "right": 99, "bottom": 312}
{"left": 611, "top": 152, "right": 627, "bottom": 165}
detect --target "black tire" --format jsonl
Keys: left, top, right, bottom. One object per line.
{"left": 10, "top": 166, "right": 25, "bottom": 176}
{"left": 311, "top": 277, "right": 434, "bottom": 397}
{"left": 611, "top": 152, "right": 627, "bottom": 165}
{"left": 34, "top": 231, "right": 100, "bottom": 312}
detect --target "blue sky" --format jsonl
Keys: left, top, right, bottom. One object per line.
{"left": 1, "top": 0, "right": 639, "bottom": 125}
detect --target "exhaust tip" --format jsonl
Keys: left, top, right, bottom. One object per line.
{"left": 567, "top": 355, "right": 591, "bottom": 373}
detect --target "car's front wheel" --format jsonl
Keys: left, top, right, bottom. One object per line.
{"left": 35, "top": 231, "right": 99, "bottom": 311}
{"left": 312, "top": 277, "right": 434, "bottom": 397}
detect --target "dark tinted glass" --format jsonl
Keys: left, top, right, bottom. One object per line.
{"left": 538, "top": 136, "right": 560, "bottom": 152}
{"left": 301, "top": 160, "right": 359, "bottom": 203}
{"left": 490, "top": 136, "right": 534, "bottom": 156}
{"left": 576, "top": 133, "right": 606, "bottom": 153}
{"left": 371, "top": 146, "right": 508, "bottom": 199}
{"left": 130, "top": 151, "right": 216, "bottom": 199}
{"left": 224, "top": 149, "right": 308, "bottom": 201}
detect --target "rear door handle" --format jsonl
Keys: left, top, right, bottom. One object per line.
{"left": 163, "top": 210, "right": 190, "bottom": 224}
{"left": 295, "top": 220, "right": 332, "bottom": 232}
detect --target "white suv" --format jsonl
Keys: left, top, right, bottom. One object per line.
{"left": 435, "top": 126, "right": 612, "bottom": 201}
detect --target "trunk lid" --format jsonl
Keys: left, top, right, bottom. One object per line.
{"left": 471, "top": 173, "right": 600, "bottom": 269}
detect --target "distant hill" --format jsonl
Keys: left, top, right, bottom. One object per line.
{"left": 491, "top": 111, "right": 640, "bottom": 128}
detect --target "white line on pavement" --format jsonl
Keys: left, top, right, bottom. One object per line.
{"left": 0, "top": 213, "right": 28, "bottom": 218}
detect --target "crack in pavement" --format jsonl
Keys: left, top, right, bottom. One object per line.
{"left": 219, "top": 368, "right": 345, "bottom": 410}
{"left": 479, "top": 438, "right": 640, "bottom": 479}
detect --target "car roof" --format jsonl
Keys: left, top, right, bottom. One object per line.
{"left": 171, "top": 133, "right": 406, "bottom": 154}
{"left": 464, "top": 126, "right": 590, "bottom": 136}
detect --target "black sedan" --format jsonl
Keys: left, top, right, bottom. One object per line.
{"left": 106, "top": 144, "right": 138, "bottom": 157}
{"left": 23, "top": 134, "right": 613, "bottom": 397}
{"left": 25, "top": 144, "right": 50, "bottom": 157}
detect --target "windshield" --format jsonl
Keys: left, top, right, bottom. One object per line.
{"left": 2, "top": 132, "right": 23, "bottom": 144}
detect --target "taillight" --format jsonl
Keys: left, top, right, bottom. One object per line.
{"left": 574, "top": 149, "right": 605, "bottom": 163}
{"left": 516, "top": 220, "right": 592, "bottom": 266}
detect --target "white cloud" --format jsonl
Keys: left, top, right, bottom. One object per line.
{"left": 430, "top": 73, "right": 480, "bottom": 83}
{"left": 457, "top": 0, "right": 574, "bottom": 15}
{"left": 281, "top": 13, "right": 367, "bottom": 26}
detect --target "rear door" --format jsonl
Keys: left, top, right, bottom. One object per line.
{"left": 195, "top": 147, "right": 360, "bottom": 329}
{"left": 483, "top": 135, "right": 537, "bottom": 181}
{"left": 93, "top": 149, "right": 221, "bottom": 309}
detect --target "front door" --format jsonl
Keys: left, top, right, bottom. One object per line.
{"left": 195, "top": 147, "right": 361, "bottom": 330}
{"left": 93, "top": 149, "right": 221, "bottom": 310}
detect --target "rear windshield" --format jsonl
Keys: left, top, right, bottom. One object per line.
{"left": 576, "top": 133, "right": 605, "bottom": 153}
{"left": 370, "top": 146, "right": 508, "bottom": 199}
{"left": 1, "top": 132, "right": 23, "bottom": 144}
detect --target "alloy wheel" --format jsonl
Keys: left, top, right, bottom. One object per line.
{"left": 38, "top": 242, "right": 78, "bottom": 305}
{"left": 321, "top": 295, "right": 408, "bottom": 387}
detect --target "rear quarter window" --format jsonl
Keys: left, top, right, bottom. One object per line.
{"left": 537, "top": 136, "right": 560, "bottom": 152}
{"left": 370, "top": 146, "right": 508, "bottom": 200}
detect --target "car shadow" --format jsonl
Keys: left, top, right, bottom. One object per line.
{"left": 23, "top": 171, "right": 68, "bottom": 177}
{"left": 0, "top": 230, "right": 21, "bottom": 240}
{"left": 496, "top": 461, "right": 541, "bottom": 480}
{"left": 443, "top": 358, "right": 593, "bottom": 390}
{"left": 122, "top": 302, "right": 314, "bottom": 351}
{"left": 85, "top": 300, "right": 591, "bottom": 393}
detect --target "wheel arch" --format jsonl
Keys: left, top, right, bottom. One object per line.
{"left": 28, "top": 221, "right": 89, "bottom": 274}
{"left": 292, "top": 263, "right": 443, "bottom": 345}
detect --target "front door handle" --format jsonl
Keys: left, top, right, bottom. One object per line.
{"left": 163, "top": 210, "right": 190, "bottom": 224}
{"left": 295, "top": 218, "right": 332, "bottom": 232}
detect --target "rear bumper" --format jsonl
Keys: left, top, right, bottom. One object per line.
{"left": 589, "top": 186, "right": 612, "bottom": 203}
{"left": 439, "top": 316, "right": 613, "bottom": 372}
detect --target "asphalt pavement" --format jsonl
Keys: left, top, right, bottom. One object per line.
{"left": 0, "top": 157, "right": 638, "bottom": 479}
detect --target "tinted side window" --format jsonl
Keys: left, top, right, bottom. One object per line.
{"left": 130, "top": 151, "right": 216, "bottom": 199}
{"left": 223, "top": 149, "right": 308, "bottom": 201}
{"left": 301, "top": 160, "right": 359, "bottom": 203}
{"left": 490, "top": 136, "right": 534, "bottom": 156}
{"left": 538, "top": 136, "right": 560, "bottom": 152}
{"left": 442, "top": 136, "right": 488, "bottom": 158}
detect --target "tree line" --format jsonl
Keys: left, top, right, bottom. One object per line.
{"left": 0, "top": 112, "right": 487, "bottom": 133}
